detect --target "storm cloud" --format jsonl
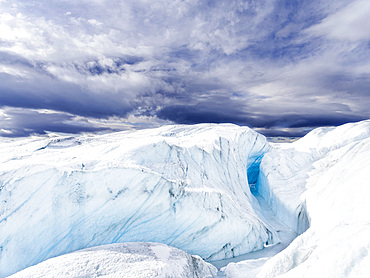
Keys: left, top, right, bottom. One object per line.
{"left": 0, "top": 0, "right": 369, "bottom": 137}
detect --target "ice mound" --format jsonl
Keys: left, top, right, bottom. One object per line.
{"left": 9, "top": 242, "right": 217, "bottom": 278}
{"left": 0, "top": 124, "right": 275, "bottom": 277}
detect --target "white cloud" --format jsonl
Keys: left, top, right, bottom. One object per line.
{"left": 87, "top": 19, "right": 103, "bottom": 26}
{"left": 305, "top": 0, "right": 370, "bottom": 41}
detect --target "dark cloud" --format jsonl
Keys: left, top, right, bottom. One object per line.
{"left": 157, "top": 104, "right": 366, "bottom": 132}
{"left": 0, "top": 0, "right": 369, "bottom": 137}
{"left": 157, "top": 104, "right": 251, "bottom": 126}
{"left": 285, "top": 114, "right": 367, "bottom": 129}
{"left": 0, "top": 109, "right": 111, "bottom": 137}
{"left": 0, "top": 73, "right": 134, "bottom": 118}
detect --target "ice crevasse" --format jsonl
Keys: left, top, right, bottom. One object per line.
{"left": 0, "top": 124, "right": 276, "bottom": 277}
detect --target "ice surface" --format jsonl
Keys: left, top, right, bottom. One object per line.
{"left": 226, "top": 119, "right": 370, "bottom": 277}
{"left": 3, "top": 120, "right": 370, "bottom": 277}
{"left": 9, "top": 242, "right": 217, "bottom": 278}
{"left": 257, "top": 120, "right": 370, "bottom": 234}
{"left": 0, "top": 124, "right": 275, "bottom": 277}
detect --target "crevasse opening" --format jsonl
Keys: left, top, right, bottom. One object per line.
{"left": 247, "top": 152, "right": 265, "bottom": 192}
{"left": 251, "top": 151, "right": 310, "bottom": 235}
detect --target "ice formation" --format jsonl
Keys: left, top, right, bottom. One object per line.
{"left": 9, "top": 242, "right": 217, "bottom": 278}
{"left": 3, "top": 120, "right": 370, "bottom": 278}
{"left": 0, "top": 124, "right": 275, "bottom": 277}
{"left": 224, "top": 119, "right": 370, "bottom": 277}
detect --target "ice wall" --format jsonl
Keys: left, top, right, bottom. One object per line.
{"left": 0, "top": 124, "right": 274, "bottom": 277}
{"left": 257, "top": 120, "right": 370, "bottom": 234}
{"left": 256, "top": 146, "right": 313, "bottom": 234}
{"left": 255, "top": 120, "right": 370, "bottom": 277}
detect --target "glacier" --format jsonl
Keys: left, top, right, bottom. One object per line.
{"left": 2, "top": 120, "right": 370, "bottom": 277}
{"left": 0, "top": 124, "right": 276, "bottom": 277}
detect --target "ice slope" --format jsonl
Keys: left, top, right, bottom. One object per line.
{"left": 215, "top": 192, "right": 297, "bottom": 277}
{"left": 225, "top": 120, "right": 370, "bottom": 277}
{"left": 9, "top": 242, "right": 217, "bottom": 278}
{"left": 257, "top": 119, "right": 370, "bottom": 234}
{"left": 0, "top": 124, "right": 275, "bottom": 277}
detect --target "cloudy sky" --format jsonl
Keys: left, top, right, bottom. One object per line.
{"left": 0, "top": 0, "right": 369, "bottom": 137}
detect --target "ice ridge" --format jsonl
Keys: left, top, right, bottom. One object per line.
{"left": 0, "top": 123, "right": 275, "bottom": 277}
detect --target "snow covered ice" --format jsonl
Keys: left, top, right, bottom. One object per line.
{"left": 224, "top": 119, "right": 370, "bottom": 277}
{"left": 0, "top": 124, "right": 276, "bottom": 277}
{"left": 2, "top": 120, "right": 370, "bottom": 277}
{"left": 9, "top": 242, "right": 217, "bottom": 278}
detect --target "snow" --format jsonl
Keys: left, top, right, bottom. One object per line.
{"left": 258, "top": 223, "right": 370, "bottom": 278}
{"left": 151, "top": 245, "right": 171, "bottom": 262}
{"left": 257, "top": 120, "right": 370, "bottom": 234}
{"left": 9, "top": 242, "right": 217, "bottom": 278}
{"left": 2, "top": 120, "right": 370, "bottom": 277}
{"left": 0, "top": 123, "right": 276, "bottom": 277}
{"left": 224, "top": 119, "right": 370, "bottom": 277}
